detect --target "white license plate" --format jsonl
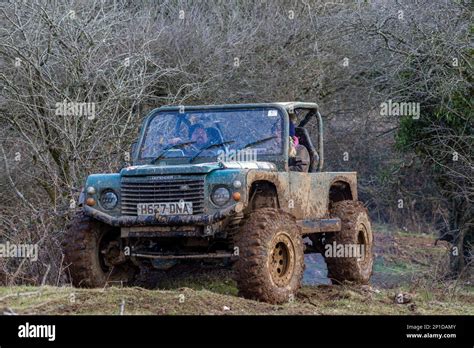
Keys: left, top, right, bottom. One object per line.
{"left": 137, "top": 202, "right": 193, "bottom": 216}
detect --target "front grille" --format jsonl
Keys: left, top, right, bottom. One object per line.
{"left": 121, "top": 176, "right": 205, "bottom": 216}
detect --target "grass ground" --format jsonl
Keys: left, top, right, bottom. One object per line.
{"left": 0, "top": 225, "right": 472, "bottom": 315}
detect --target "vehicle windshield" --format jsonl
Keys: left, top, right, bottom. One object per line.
{"left": 139, "top": 108, "right": 284, "bottom": 162}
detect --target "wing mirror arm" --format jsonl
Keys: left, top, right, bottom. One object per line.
{"left": 317, "top": 111, "right": 324, "bottom": 172}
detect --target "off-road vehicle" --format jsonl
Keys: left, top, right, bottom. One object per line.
{"left": 63, "top": 102, "right": 373, "bottom": 304}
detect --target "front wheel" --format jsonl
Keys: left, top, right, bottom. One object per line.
{"left": 62, "top": 212, "right": 137, "bottom": 287}
{"left": 233, "top": 208, "right": 305, "bottom": 304}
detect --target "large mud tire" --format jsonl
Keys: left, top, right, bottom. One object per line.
{"left": 233, "top": 208, "right": 304, "bottom": 304}
{"left": 62, "top": 212, "right": 137, "bottom": 287}
{"left": 325, "top": 201, "right": 373, "bottom": 284}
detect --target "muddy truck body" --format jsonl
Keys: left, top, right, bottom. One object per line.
{"left": 63, "top": 102, "right": 373, "bottom": 304}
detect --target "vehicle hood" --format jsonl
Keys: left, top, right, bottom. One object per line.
{"left": 120, "top": 162, "right": 276, "bottom": 176}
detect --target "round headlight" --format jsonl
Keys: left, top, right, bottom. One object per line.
{"left": 212, "top": 187, "right": 230, "bottom": 206}
{"left": 100, "top": 190, "right": 118, "bottom": 210}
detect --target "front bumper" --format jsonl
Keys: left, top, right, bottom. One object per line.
{"left": 83, "top": 203, "right": 243, "bottom": 227}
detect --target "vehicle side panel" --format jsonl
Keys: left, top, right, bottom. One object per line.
{"left": 245, "top": 170, "right": 357, "bottom": 220}
{"left": 289, "top": 172, "right": 357, "bottom": 220}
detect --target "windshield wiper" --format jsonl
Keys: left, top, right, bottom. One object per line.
{"left": 240, "top": 135, "right": 277, "bottom": 150}
{"left": 189, "top": 140, "right": 235, "bottom": 163}
{"left": 151, "top": 141, "right": 196, "bottom": 164}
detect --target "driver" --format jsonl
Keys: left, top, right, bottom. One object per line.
{"left": 189, "top": 124, "right": 208, "bottom": 147}
{"left": 168, "top": 123, "right": 208, "bottom": 147}
{"left": 167, "top": 123, "right": 222, "bottom": 158}
{"left": 178, "top": 123, "right": 213, "bottom": 156}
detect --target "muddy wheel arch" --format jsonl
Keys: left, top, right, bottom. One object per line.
{"left": 328, "top": 177, "right": 358, "bottom": 206}
{"left": 248, "top": 180, "right": 280, "bottom": 209}
{"left": 246, "top": 170, "right": 290, "bottom": 211}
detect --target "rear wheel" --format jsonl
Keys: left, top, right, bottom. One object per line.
{"left": 325, "top": 201, "right": 373, "bottom": 284}
{"left": 62, "top": 212, "right": 137, "bottom": 287}
{"left": 233, "top": 208, "right": 304, "bottom": 304}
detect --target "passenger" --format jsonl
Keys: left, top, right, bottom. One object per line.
{"left": 289, "top": 115, "right": 310, "bottom": 172}
{"left": 269, "top": 116, "right": 301, "bottom": 159}
{"left": 289, "top": 115, "right": 299, "bottom": 157}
